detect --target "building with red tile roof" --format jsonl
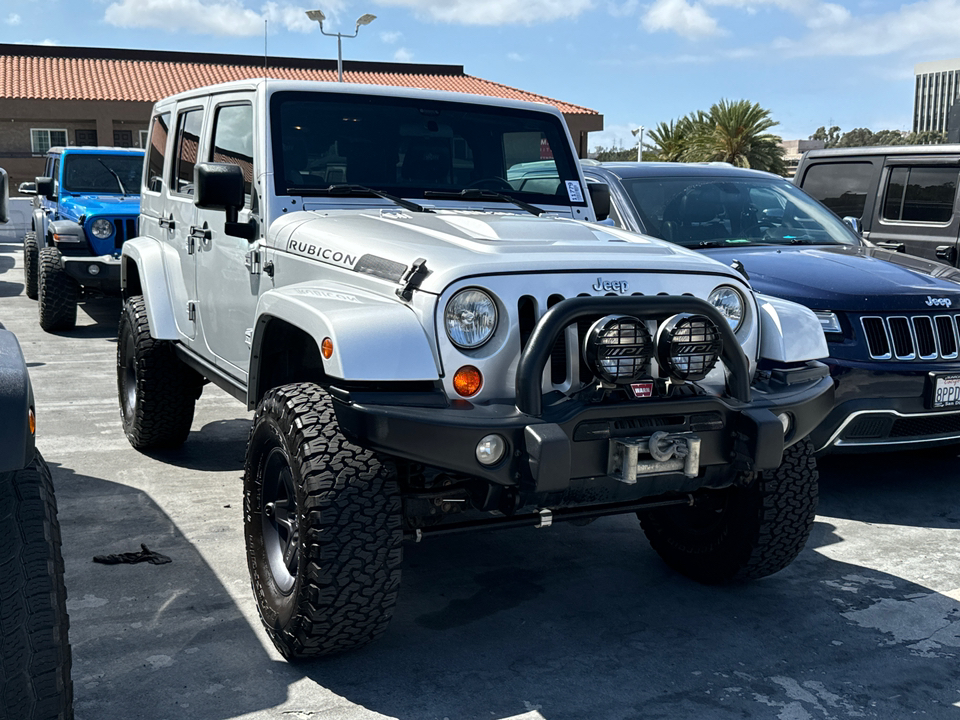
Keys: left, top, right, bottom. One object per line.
{"left": 0, "top": 43, "right": 602, "bottom": 191}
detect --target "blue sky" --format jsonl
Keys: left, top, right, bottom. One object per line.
{"left": 2, "top": 0, "right": 954, "bottom": 150}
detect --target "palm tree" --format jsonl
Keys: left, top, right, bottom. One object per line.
{"left": 648, "top": 117, "right": 694, "bottom": 162}
{"left": 685, "top": 99, "right": 785, "bottom": 174}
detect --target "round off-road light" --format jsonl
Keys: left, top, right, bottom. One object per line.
{"left": 656, "top": 313, "right": 723, "bottom": 382}
{"left": 91, "top": 218, "right": 114, "bottom": 239}
{"left": 87, "top": 264, "right": 100, "bottom": 275}
{"left": 453, "top": 365, "right": 482, "bottom": 397}
{"left": 583, "top": 315, "right": 653, "bottom": 384}
{"left": 475, "top": 434, "right": 506, "bottom": 465}
{"left": 708, "top": 286, "right": 745, "bottom": 331}
{"left": 777, "top": 412, "right": 792, "bottom": 435}
{"left": 445, "top": 289, "right": 498, "bottom": 349}
{"left": 321, "top": 337, "right": 333, "bottom": 359}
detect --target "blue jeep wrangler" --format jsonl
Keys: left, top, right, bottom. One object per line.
{"left": 23, "top": 146, "right": 144, "bottom": 331}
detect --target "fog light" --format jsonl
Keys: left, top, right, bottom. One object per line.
{"left": 453, "top": 365, "right": 483, "bottom": 397}
{"left": 88, "top": 264, "right": 100, "bottom": 275}
{"left": 583, "top": 315, "right": 653, "bottom": 384}
{"left": 656, "top": 313, "right": 723, "bottom": 382}
{"left": 777, "top": 412, "right": 792, "bottom": 435}
{"left": 476, "top": 434, "right": 506, "bottom": 465}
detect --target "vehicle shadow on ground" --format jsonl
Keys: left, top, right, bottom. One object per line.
{"left": 146, "top": 419, "right": 250, "bottom": 472}
{"left": 49, "top": 461, "right": 286, "bottom": 720}
{"left": 818, "top": 450, "right": 960, "bottom": 529}
{"left": 284, "top": 515, "right": 960, "bottom": 719}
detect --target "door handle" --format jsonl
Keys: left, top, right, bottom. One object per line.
{"left": 936, "top": 245, "right": 957, "bottom": 264}
{"left": 158, "top": 215, "right": 176, "bottom": 230}
{"left": 189, "top": 225, "right": 211, "bottom": 241}
{"left": 875, "top": 241, "right": 906, "bottom": 253}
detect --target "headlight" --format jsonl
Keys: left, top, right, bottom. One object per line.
{"left": 708, "top": 286, "right": 745, "bottom": 332}
{"left": 583, "top": 315, "right": 653, "bottom": 384}
{"left": 813, "top": 310, "right": 841, "bottom": 334}
{"left": 656, "top": 313, "right": 723, "bottom": 382}
{"left": 91, "top": 218, "right": 114, "bottom": 239}
{"left": 444, "top": 289, "right": 498, "bottom": 349}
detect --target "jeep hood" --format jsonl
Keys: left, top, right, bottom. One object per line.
{"left": 702, "top": 245, "right": 960, "bottom": 312}
{"left": 59, "top": 194, "right": 141, "bottom": 220}
{"left": 271, "top": 209, "right": 743, "bottom": 293}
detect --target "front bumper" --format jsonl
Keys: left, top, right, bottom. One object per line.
{"left": 812, "top": 360, "right": 960, "bottom": 453}
{"left": 61, "top": 255, "right": 121, "bottom": 292}
{"left": 333, "top": 295, "right": 835, "bottom": 506}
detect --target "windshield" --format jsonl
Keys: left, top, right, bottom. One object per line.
{"left": 621, "top": 175, "right": 860, "bottom": 248}
{"left": 270, "top": 91, "right": 585, "bottom": 207}
{"left": 61, "top": 154, "right": 143, "bottom": 194}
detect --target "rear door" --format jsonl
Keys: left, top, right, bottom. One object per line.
{"left": 869, "top": 156, "right": 960, "bottom": 263}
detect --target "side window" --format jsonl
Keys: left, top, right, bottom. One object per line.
{"left": 145, "top": 112, "right": 171, "bottom": 194}
{"left": 52, "top": 159, "right": 60, "bottom": 195}
{"left": 172, "top": 108, "right": 204, "bottom": 196}
{"left": 209, "top": 103, "right": 253, "bottom": 203}
{"left": 800, "top": 162, "right": 874, "bottom": 219}
{"left": 882, "top": 166, "right": 958, "bottom": 224}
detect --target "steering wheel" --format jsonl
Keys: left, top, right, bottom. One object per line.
{"left": 467, "top": 176, "right": 513, "bottom": 191}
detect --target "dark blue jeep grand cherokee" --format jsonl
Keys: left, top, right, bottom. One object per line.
{"left": 582, "top": 161, "right": 960, "bottom": 454}
{"left": 23, "top": 146, "right": 144, "bottom": 332}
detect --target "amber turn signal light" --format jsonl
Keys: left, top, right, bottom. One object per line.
{"left": 321, "top": 337, "right": 334, "bottom": 359}
{"left": 28, "top": 407, "right": 36, "bottom": 435}
{"left": 453, "top": 365, "right": 483, "bottom": 397}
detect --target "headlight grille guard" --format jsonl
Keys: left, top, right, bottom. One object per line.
{"left": 515, "top": 296, "right": 751, "bottom": 417}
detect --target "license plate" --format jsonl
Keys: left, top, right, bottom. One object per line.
{"left": 930, "top": 372, "right": 960, "bottom": 408}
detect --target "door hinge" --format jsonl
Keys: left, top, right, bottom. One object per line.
{"left": 186, "top": 301, "right": 197, "bottom": 322}
{"left": 245, "top": 249, "right": 261, "bottom": 275}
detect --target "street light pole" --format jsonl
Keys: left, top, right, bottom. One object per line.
{"left": 305, "top": 9, "right": 376, "bottom": 82}
{"left": 632, "top": 125, "right": 645, "bottom": 162}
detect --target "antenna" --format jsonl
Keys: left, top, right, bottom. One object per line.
{"left": 264, "top": 19, "right": 268, "bottom": 76}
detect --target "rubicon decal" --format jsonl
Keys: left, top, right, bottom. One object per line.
{"left": 286, "top": 239, "right": 359, "bottom": 269}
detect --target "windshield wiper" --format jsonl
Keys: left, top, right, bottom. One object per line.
{"left": 424, "top": 188, "right": 545, "bottom": 217}
{"left": 97, "top": 158, "right": 127, "bottom": 198}
{"left": 289, "top": 184, "right": 433, "bottom": 213}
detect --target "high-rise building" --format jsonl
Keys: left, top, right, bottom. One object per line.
{"left": 914, "top": 58, "right": 960, "bottom": 133}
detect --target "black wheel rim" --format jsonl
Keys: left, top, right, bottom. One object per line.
{"left": 120, "top": 330, "right": 137, "bottom": 422}
{"left": 261, "top": 446, "right": 299, "bottom": 593}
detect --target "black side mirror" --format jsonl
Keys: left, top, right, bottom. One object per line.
{"left": 36, "top": 177, "right": 55, "bottom": 200}
{"left": 0, "top": 169, "right": 8, "bottom": 224}
{"left": 588, "top": 182, "right": 610, "bottom": 222}
{"left": 194, "top": 163, "right": 257, "bottom": 242}
{"left": 18, "top": 181, "right": 37, "bottom": 196}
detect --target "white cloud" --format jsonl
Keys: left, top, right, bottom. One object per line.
{"left": 607, "top": 0, "right": 639, "bottom": 15}
{"left": 5, "top": 13, "right": 21, "bottom": 25}
{"left": 373, "top": 0, "right": 592, "bottom": 25}
{"left": 642, "top": 0, "right": 722, "bottom": 38}
{"left": 775, "top": 0, "right": 960, "bottom": 57}
{"left": 103, "top": 0, "right": 329, "bottom": 36}
{"left": 393, "top": 47, "right": 413, "bottom": 61}
{"left": 380, "top": 30, "right": 402, "bottom": 43}
{"left": 507, "top": 52, "right": 525, "bottom": 61}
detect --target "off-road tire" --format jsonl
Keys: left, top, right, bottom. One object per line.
{"left": 0, "top": 453, "right": 73, "bottom": 720}
{"left": 117, "top": 295, "right": 202, "bottom": 450}
{"left": 244, "top": 383, "right": 403, "bottom": 659}
{"left": 638, "top": 438, "right": 819, "bottom": 584}
{"left": 37, "top": 248, "right": 78, "bottom": 332}
{"left": 23, "top": 231, "right": 39, "bottom": 300}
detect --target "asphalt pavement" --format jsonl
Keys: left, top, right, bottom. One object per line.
{"left": 1, "top": 231, "right": 959, "bottom": 720}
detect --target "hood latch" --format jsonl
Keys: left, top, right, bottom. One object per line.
{"left": 397, "top": 257, "right": 429, "bottom": 301}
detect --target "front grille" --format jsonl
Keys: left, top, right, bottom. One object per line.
{"left": 837, "top": 411, "right": 960, "bottom": 444}
{"left": 860, "top": 314, "right": 960, "bottom": 361}
{"left": 890, "top": 414, "right": 960, "bottom": 438}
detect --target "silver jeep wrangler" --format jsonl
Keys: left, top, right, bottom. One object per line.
{"left": 119, "top": 80, "right": 834, "bottom": 658}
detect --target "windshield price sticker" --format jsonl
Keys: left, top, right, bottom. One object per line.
{"left": 932, "top": 373, "right": 960, "bottom": 408}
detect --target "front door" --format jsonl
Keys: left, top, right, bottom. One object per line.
{"left": 194, "top": 97, "right": 261, "bottom": 381}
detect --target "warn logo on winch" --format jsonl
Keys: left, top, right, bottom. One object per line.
{"left": 630, "top": 382, "right": 653, "bottom": 399}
